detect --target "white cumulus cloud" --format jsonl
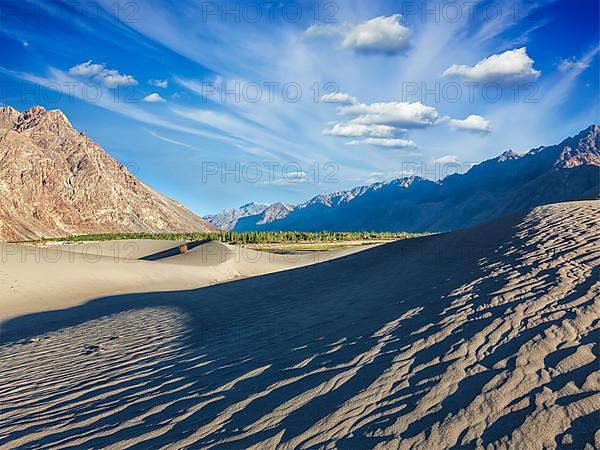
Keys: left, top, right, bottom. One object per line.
{"left": 323, "top": 100, "right": 437, "bottom": 148}
{"left": 143, "top": 93, "right": 166, "bottom": 103}
{"left": 306, "top": 15, "right": 411, "bottom": 55}
{"left": 341, "top": 15, "right": 411, "bottom": 54}
{"left": 339, "top": 101, "right": 439, "bottom": 128}
{"left": 448, "top": 115, "right": 492, "bottom": 133}
{"left": 69, "top": 61, "right": 138, "bottom": 88}
{"left": 443, "top": 48, "right": 540, "bottom": 84}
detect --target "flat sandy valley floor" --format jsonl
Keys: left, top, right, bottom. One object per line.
{"left": 0, "top": 201, "right": 598, "bottom": 449}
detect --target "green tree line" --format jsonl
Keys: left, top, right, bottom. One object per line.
{"left": 34, "top": 230, "right": 426, "bottom": 245}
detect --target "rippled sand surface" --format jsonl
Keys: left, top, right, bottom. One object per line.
{"left": 0, "top": 201, "right": 598, "bottom": 449}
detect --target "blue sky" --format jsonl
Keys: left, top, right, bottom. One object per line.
{"left": 1, "top": 0, "right": 598, "bottom": 214}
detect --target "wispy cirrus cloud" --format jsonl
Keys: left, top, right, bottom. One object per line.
{"left": 0, "top": 65, "right": 243, "bottom": 147}
{"left": 146, "top": 129, "right": 198, "bottom": 150}
{"left": 557, "top": 57, "right": 590, "bottom": 73}
{"left": 323, "top": 123, "right": 398, "bottom": 138}
{"left": 5, "top": 0, "right": 596, "bottom": 211}
{"left": 347, "top": 137, "right": 417, "bottom": 148}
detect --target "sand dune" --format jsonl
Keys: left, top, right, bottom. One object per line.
{"left": 0, "top": 201, "right": 598, "bottom": 449}
{"left": 0, "top": 240, "right": 363, "bottom": 323}
{"left": 56, "top": 239, "right": 191, "bottom": 260}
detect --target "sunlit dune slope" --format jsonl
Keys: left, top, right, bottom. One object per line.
{"left": 0, "top": 201, "right": 598, "bottom": 449}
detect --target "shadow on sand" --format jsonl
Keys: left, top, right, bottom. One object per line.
{"left": 1, "top": 210, "right": 597, "bottom": 448}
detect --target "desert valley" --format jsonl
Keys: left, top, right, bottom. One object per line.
{"left": 0, "top": 199, "right": 598, "bottom": 449}
{"left": 0, "top": 105, "right": 598, "bottom": 449}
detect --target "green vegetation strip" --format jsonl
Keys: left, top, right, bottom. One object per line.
{"left": 29, "top": 231, "right": 427, "bottom": 245}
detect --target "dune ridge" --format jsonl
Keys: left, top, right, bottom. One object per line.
{"left": 0, "top": 240, "right": 363, "bottom": 323}
{"left": 0, "top": 201, "right": 598, "bottom": 449}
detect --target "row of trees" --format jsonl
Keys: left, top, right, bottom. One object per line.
{"left": 37, "top": 230, "right": 425, "bottom": 245}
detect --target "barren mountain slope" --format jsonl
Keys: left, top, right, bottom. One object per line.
{"left": 234, "top": 202, "right": 295, "bottom": 231}
{"left": 0, "top": 106, "right": 214, "bottom": 240}
{"left": 0, "top": 200, "right": 597, "bottom": 448}
{"left": 240, "top": 125, "right": 599, "bottom": 232}
{"left": 203, "top": 202, "right": 270, "bottom": 230}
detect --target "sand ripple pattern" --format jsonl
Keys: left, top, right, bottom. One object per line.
{"left": 0, "top": 202, "right": 598, "bottom": 449}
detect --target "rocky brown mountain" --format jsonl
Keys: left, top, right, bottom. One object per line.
{"left": 0, "top": 106, "right": 214, "bottom": 241}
